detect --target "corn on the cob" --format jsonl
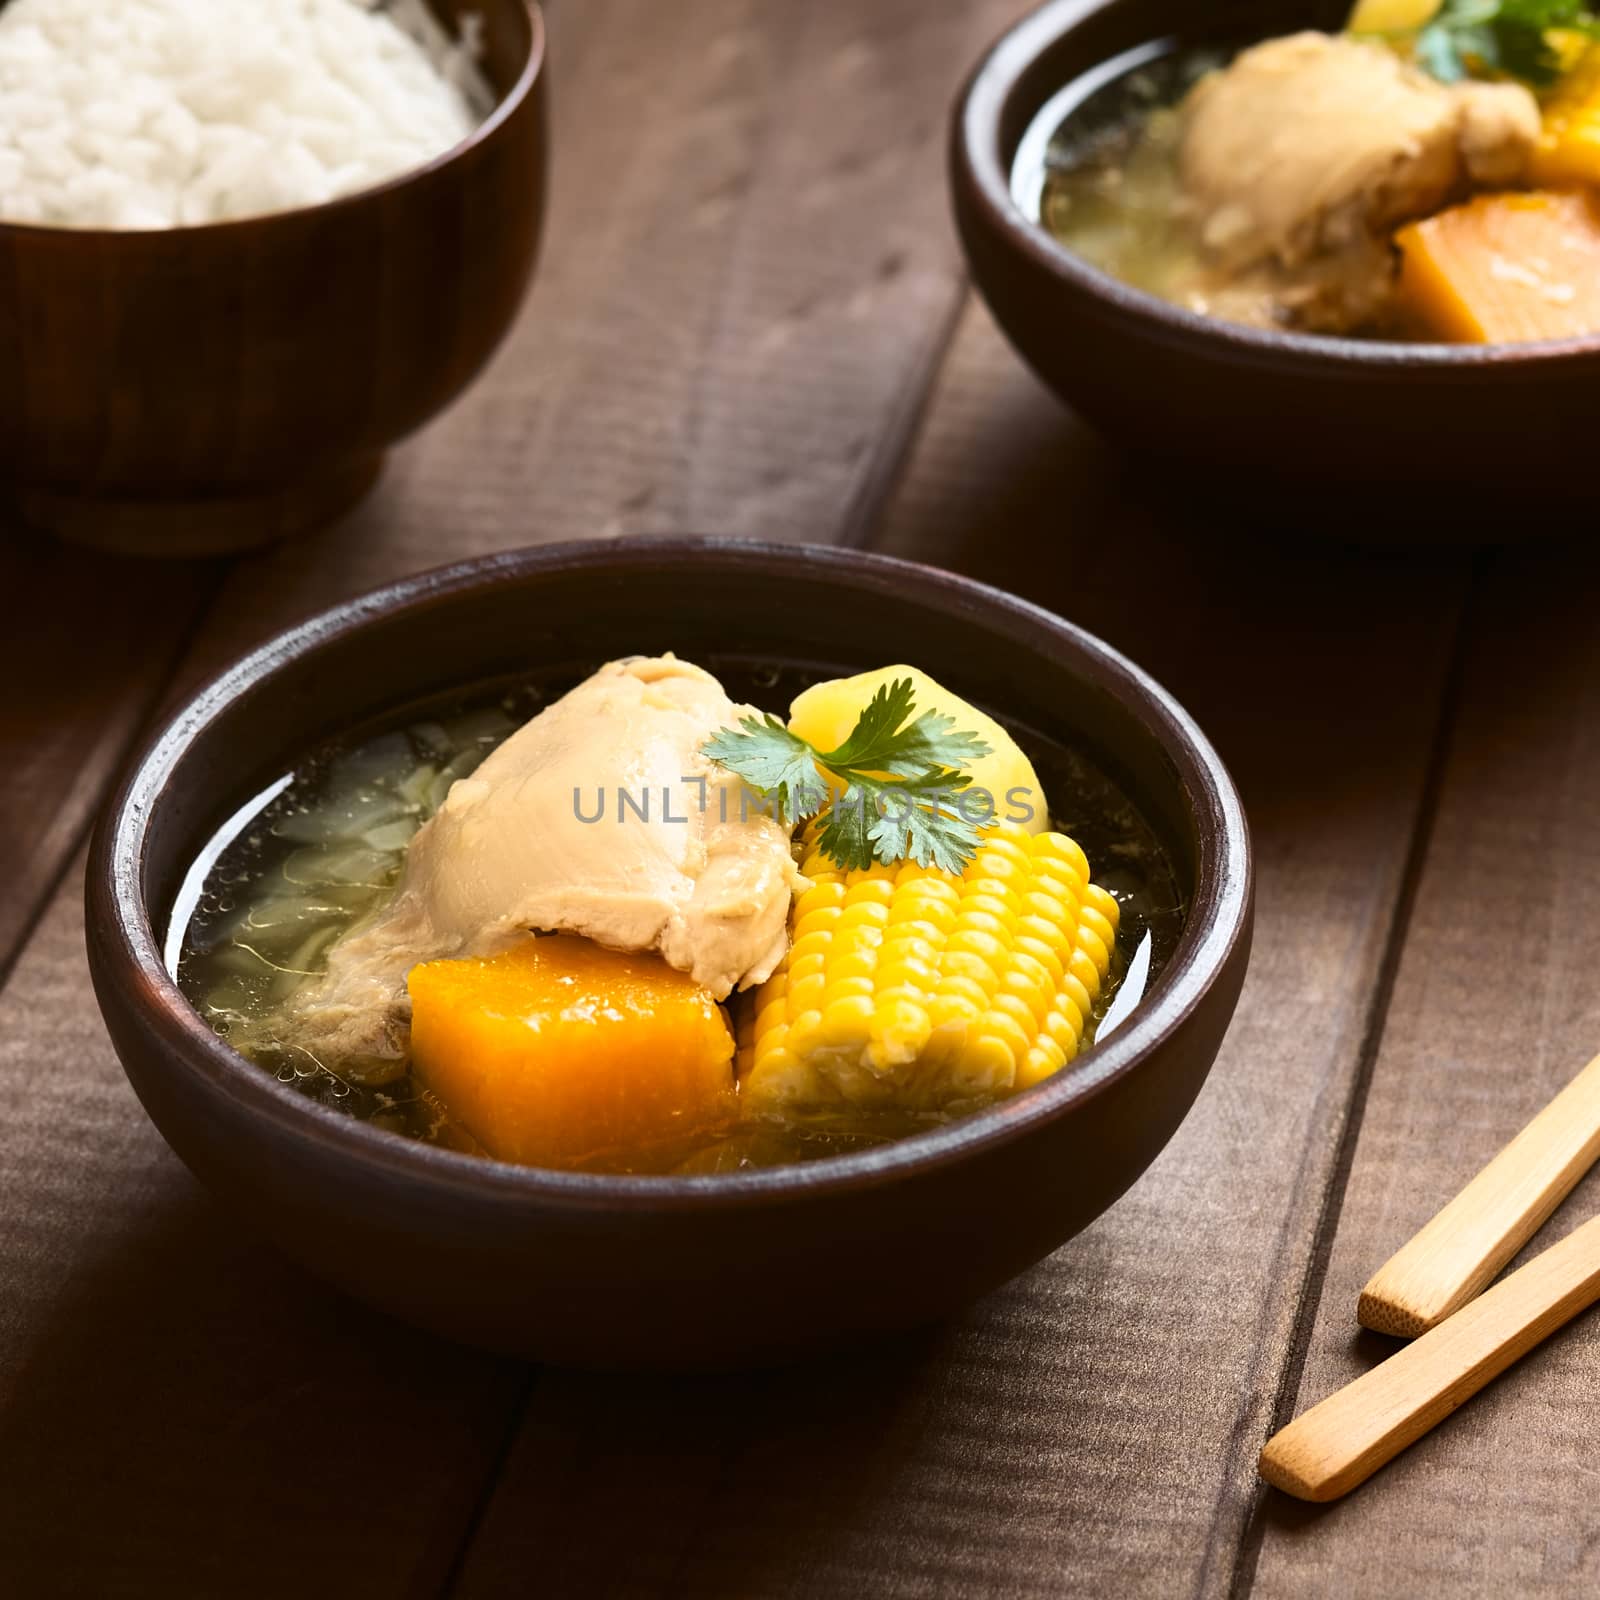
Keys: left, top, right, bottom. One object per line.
{"left": 1533, "top": 41, "right": 1600, "bottom": 187}
{"left": 736, "top": 820, "right": 1120, "bottom": 1113}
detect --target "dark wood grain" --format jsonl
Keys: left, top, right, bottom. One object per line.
{"left": 175, "top": 0, "right": 1023, "bottom": 681}
{"left": 0, "top": 0, "right": 1043, "bottom": 1593}
{"left": 0, "top": 867, "right": 527, "bottom": 1600}
{"left": 445, "top": 307, "right": 1470, "bottom": 1598}
{"left": 0, "top": 535, "right": 216, "bottom": 979}
{"left": 0, "top": 0, "right": 544, "bottom": 557}
{"left": 1251, "top": 540, "right": 1600, "bottom": 1598}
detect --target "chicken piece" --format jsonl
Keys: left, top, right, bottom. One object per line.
{"left": 289, "top": 655, "right": 805, "bottom": 1061}
{"left": 1179, "top": 33, "right": 1539, "bottom": 329}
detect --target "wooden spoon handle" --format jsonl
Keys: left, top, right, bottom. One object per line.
{"left": 1261, "top": 1213, "right": 1600, "bottom": 1502}
{"left": 1358, "top": 1050, "right": 1600, "bottom": 1336}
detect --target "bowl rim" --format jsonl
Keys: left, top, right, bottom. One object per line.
{"left": 0, "top": 0, "right": 545, "bottom": 243}
{"left": 91, "top": 536, "right": 1253, "bottom": 1212}
{"left": 953, "top": 0, "right": 1600, "bottom": 367}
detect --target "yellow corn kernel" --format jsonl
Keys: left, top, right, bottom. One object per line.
{"left": 754, "top": 993, "right": 789, "bottom": 1040}
{"left": 936, "top": 971, "right": 994, "bottom": 1011}
{"left": 947, "top": 928, "right": 1009, "bottom": 968}
{"left": 1015, "top": 934, "right": 1064, "bottom": 988}
{"left": 979, "top": 1008, "right": 1033, "bottom": 1062}
{"left": 1034, "top": 828, "right": 1090, "bottom": 877}
{"left": 1076, "top": 924, "right": 1111, "bottom": 975}
{"left": 878, "top": 956, "right": 938, "bottom": 992}
{"left": 991, "top": 992, "right": 1041, "bottom": 1043}
{"left": 823, "top": 975, "right": 875, "bottom": 1002}
{"left": 927, "top": 992, "right": 982, "bottom": 1033}
{"left": 1533, "top": 41, "right": 1600, "bottom": 187}
{"left": 793, "top": 905, "right": 842, "bottom": 942}
{"left": 1080, "top": 903, "right": 1117, "bottom": 953}
{"left": 786, "top": 932, "right": 833, "bottom": 971}
{"left": 1069, "top": 945, "right": 1105, "bottom": 1000}
{"left": 844, "top": 878, "right": 895, "bottom": 906}
{"left": 738, "top": 819, "right": 1123, "bottom": 1113}
{"left": 787, "top": 974, "right": 827, "bottom": 1015}
{"left": 794, "top": 880, "right": 845, "bottom": 915}
{"left": 1019, "top": 1035, "right": 1069, "bottom": 1090}
{"left": 1058, "top": 970, "right": 1095, "bottom": 1025}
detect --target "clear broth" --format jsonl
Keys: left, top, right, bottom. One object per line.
{"left": 1029, "top": 41, "right": 1409, "bottom": 338}
{"left": 1033, "top": 46, "right": 1224, "bottom": 310}
{"left": 175, "top": 663, "right": 1188, "bottom": 1176}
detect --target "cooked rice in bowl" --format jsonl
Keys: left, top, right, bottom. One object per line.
{"left": 0, "top": 0, "right": 492, "bottom": 229}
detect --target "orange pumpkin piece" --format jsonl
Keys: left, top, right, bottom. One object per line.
{"left": 1395, "top": 191, "right": 1600, "bottom": 345}
{"left": 408, "top": 935, "right": 736, "bottom": 1170}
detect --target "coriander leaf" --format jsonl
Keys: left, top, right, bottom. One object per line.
{"left": 814, "top": 677, "right": 918, "bottom": 771}
{"left": 879, "top": 766, "right": 977, "bottom": 801}
{"left": 810, "top": 775, "right": 984, "bottom": 873}
{"left": 865, "top": 780, "right": 985, "bottom": 874}
{"left": 813, "top": 784, "right": 879, "bottom": 873}
{"left": 840, "top": 706, "right": 993, "bottom": 779}
{"left": 1497, "top": 0, "right": 1600, "bottom": 26}
{"left": 1403, "top": 0, "right": 1600, "bottom": 86}
{"left": 703, "top": 680, "right": 997, "bottom": 871}
{"left": 701, "top": 714, "right": 828, "bottom": 825}
{"left": 1495, "top": 24, "right": 1556, "bottom": 78}
{"left": 818, "top": 678, "right": 993, "bottom": 777}
{"left": 1414, "top": 20, "right": 1469, "bottom": 78}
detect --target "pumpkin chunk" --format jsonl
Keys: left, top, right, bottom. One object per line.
{"left": 1531, "top": 40, "right": 1600, "bottom": 188}
{"left": 1395, "top": 191, "right": 1600, "bottom": 344}
{"left": 409, "top": 935, "right": 736, "bottom": 1170}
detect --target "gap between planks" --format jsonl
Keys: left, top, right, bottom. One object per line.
{"left": 1224, "top": 548, "right": 1490, "bottom": 1600}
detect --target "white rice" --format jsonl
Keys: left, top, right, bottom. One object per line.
{"left": 0, "top": 0, "right": 491, "bottom": 229}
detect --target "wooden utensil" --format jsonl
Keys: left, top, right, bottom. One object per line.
{"left": 1358, "top": 1050, "right": 1600, "bottom": 1336}
{"left": 1260, "top": 1213, "right": 1600, "bottom": 1502}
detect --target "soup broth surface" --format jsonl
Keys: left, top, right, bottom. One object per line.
{"left": 1029, "top": 41, "right": 1411, "bottom": 337}
{"left": 176, "top": 663, "right": 1188, "bottom": 1175}
{"left": 1032, "top": 46, "right": 1222, "bottom": 308}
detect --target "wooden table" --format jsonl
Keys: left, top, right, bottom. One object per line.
{"left": 5, "top": 2, "right": 1599, "bottom": 1594}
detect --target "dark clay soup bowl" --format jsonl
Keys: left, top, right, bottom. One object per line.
{"left": 952, "top": 0, "right": 1600, "bottom": 502}
{"left": 87, "top": 539, "right": 1252, "bottom": 1367}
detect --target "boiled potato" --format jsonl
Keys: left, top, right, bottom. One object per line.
{"left": 788, "top": 665, "right": 1047, "bottom": 833}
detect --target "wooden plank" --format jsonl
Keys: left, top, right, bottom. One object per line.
{"left": 0, "top": 861, "right": 527, "bottom": 1598}
{"left": 1250, "top": 542, "right": 1600, "bottom": 1597}
{"left": 0, "top": 534, "right": 214, "bottom": 978}
{"left": 446, "top": 306, "right": 1471, "bottom": 1598}
{"left": 0, "top": 1, "right": 1030, "bottom": 1592}
{"left": 176, "top": 0, "right": 999, "bottom": 679}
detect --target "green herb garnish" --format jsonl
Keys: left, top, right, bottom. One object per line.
{"left": 1400, "top": 0, "right": 1600, "bottom": 85}
{"left": 702, "top": 677, "right": 993, "bottom": 873}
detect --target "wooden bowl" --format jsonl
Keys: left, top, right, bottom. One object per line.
{"left": 951, "top": 0, "right": 1600, "bottom": 496}
{"left": 0, "top": 1, "right": 546, "bottom": 557}
{"left": 86, "top": 538, "right": 1253, "bottom": 1366}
